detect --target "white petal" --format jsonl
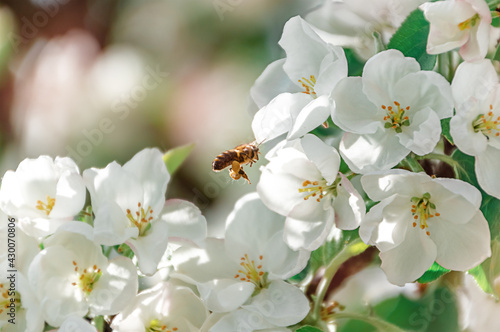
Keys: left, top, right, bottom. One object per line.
{"left": 300, "top": 134, "right": 340, "bottom": 184}
{"left": 263, "top": 231, "right": 310, "bottom": 279}
{"left": 250, "top": 58, "right": 300, "bottom": 109}
{"left": 362, "top": 50, "right": 420, "bottom": 106}
{"left": 332, "top": 174, "right": 365, "bottom": 230}
{"left": 93, "top": 201, "right": 139, "bottom": 246}
{"left": 279, "top": 16, "right": 331, "bottom": 83}
{"left": 432, "top": 177, "right": 482, "bottom": 209}
{"left": 161, "top": 199, "right": 207, "bottom": 247}
{"left": 127, "top": 220, "right": 169, "bottom": 276}
{"left": 88, "top": 256, "right": 138, "bottom": 315}
{"left": 450, "top": 107, "right": 487, "bottom": 155}
{"left": 252, "top": 93, "right": 312, "bottom": 143}
{"left": 242, "top": 280, "right": 310, "bottom": 327}
{"left": 198, "top": 279, "right": 255, "bottom": 313}
{"left": 332, "top": 77, "right": 381, "bottom": 134}
{"left": 287, "top": 95, "right": 331, "bottom": 140}
{"left": 360, "top": 169, "right": 428, "bottom": 202}
{"left": 205, "top": 310, "right": 274, "bottom": 331}
{"left": 452, "top": 60, "right": 498, "bottom": 107}
{"left": 430, "top": 211, "right": 490, "bottom": 271}
{"left": 284, "top": 211, "right": 334, "bottom": 251}
{"left": 380, "top": 226, "right": 437, "bottom": 286}
{"left": 476, "top": 146, "right": 500, "bottom": 199}
{"left": 314, "top": 47, "right": 348, "bottom": 96}
{"left": 459, "top": 9, "right": 491, "bottom": 61}
{"left": 396, "top": 107, "right": 442, "bottom": 155}
{"left": 50, "top": 171, "right": 86, "bottom": 218}
{"left": 123, "top": 148, "right": 170, "bottom": 213}
{"left": 340, "top": 131, "right": 410, "bottom": 174}
{"left": 58, "top": 316, "right": 98, "bottom": 332}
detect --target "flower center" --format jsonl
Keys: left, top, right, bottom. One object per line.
{"left": 411, "top": 192, "right": 440, "bottom": 236}
{"left": 126, "top": 202, "right": 154, "bottom": 236}
{"left": 0, "top": 282, "right": 21, "bottom": 315}
{"left": 36, "top": 195, "right": 56, "bottom": 216}
{"left": 458, "top": 13, "right": 480, "bottom": 31}
{"left": 71, "top": 261, "right": 102, "bottom": 296}
{"left": 472, "top": 105, "right": 500, "bottom": 139}
{"left": 382, "top": 101, "right": 410, "bottom": 133}
{"left": 299, "top": 75, "right": 317, "bottom": 98}
{"left": 146, "top": 319, "right": 178, "bottom": 332}
{"left": 234, "top": 254, "right": 267, "bottom": 289}
{"left": 298, "top": 176, "right": 341, "bottom": 202}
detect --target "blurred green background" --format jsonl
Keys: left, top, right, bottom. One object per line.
{"left": 0, "top": 0, "right": 320, "bottom": 234}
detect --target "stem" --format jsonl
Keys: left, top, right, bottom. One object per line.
{"left": 330, "top": 312, "right": 407, "bottom": 332}
{"left": 414, "top": 153, "right": 465, "bottom": 178}
{"left": 311, "top": 238, "right": 369, "bottom": 321}
{"left": 401, "top": 154, "right": 425, "bottom": 173}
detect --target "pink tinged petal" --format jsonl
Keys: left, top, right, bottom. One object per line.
{"left": 287, "top": 95, "right": 331, "bottom": 140}
{"left": 450, "top": 108, "right": 488, "bottom": 155}
{"left": 284, "top": 210, "right": 334, "bottom": 251}
{"left": 380, "top": 226, "right": 437, "bottom": 286}
{"left": 252, "top": 92, "right": 312, "bottom": 143}
{"left": 397, "top": 107, "right": 442, "bottom": 155}
{"left": 263, "top": 231, "right": 310, "bottom": 279}
{"left": 460, "top": 18, "right": 490, "bottom": 61}
{"left": 127, "top": 220, "right": 169, "bottom": 276}
{"left": 250, "top": 58, "right": 301, "bottom": 109}
{"left": 476, "top": 146, "right": 500, "bottom": 199}
{"left": 331, "top": 77, "right": 382, "bottom": 134}
{"left": 362, "top": 50, "right": 420, "bottom": 106}
{"left": 198, "top": 279, "right": 255, "bottom": 313}
{"left": 429, "top": 211, "right": 490, "bottom": 271}
{"left": 123, "top": 148, "right": 170, "bottom": 213}
{"left": 279, "top": 16, "right": 331, "bottom": 83}
{"left": 432, "top": 177, "right": 482, "bottom": 209}
{"left": 88, "top": 256, "right": 138, "bottom": 315}
{"left": 160, "top": 199, "right": 207, "bottom": 247}
{"left": 452, "top": 60, "right": 498, "bottom": 107}
{"left": 340, "top": 131, "right": 410, "bottom": 174}
{"left": 300, "top": 134, "right": 341, "bottom": 184}
{"left": 394, "top": 71, "right": 453, "bottom": 119}
{"left": 332, "top": 174, "right": 365, "bottom": 230}
{"left": 242, "top": 280, "right": 310, "bottom": 327}
{"left": 93, "top": 201, "right": 139, "bottom": 246}
{"left": 360, "top": 169, "right": 428, "bottom": 201}
{"left": 421, "top": 1, "right": 475, "bottom": 54}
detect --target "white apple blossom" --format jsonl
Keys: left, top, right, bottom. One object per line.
{"left": 421, "top": 0, "right": 492, "bottom": 61}
{"left": 251, "top": 16, "right": 347, "bottom": 142}
{"left": 306, "top": 0, "right": 427, "bottom": 60}
{"left": 49, "top": 315, "right": 98, "bottom": 332}
{"left": 257, "top": 134, "right": 364, "bottom": 251}
{"left": 28, "top": 223, "right": 138, "bottom": 327}
{"left": 332, "top": 49, "right": 453, "bottom": 174}
{"left": 83, "top": 148, "right": 207, "bottom": 275}
{"left": 112, "top": 281, "right": 208, "bottom": 332}
{"left": 450, "top": 59, "right": 500, "bottom": 199}
{"left": 360, "top": 170, "right": 491, "bottom": 286}
{"left": 0, "top": 156, "right": 86, "bottom": 238}
{"left": 173, "top": 193, "right": 310, "bottom": 331}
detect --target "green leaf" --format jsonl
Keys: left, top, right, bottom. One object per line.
{"left": 296, "top": 326, "right": 324, "bottom": 332}
{"left": 387, "top": 8, "right": 437, "bottom": 70}
{"left": 492, "top": 14, "right": 500, "bottom": 28}
{"left": 487, "top": 0, "right": 500, "bottom": 10}
{"left": 310, "top": 229, "right": 360, "bottom": 273}
{"left": 162, "top": 143, "right": 195, "bottom": 175}
{"left": 480, "top": 194, "right": 500, "bottom": 240}
{"left": 440, "top": 118, "right": 454, "bottom": 144}
{"left": 468, "top": 264, "right": 494, "bottom": 294}
{"left": 451, "top": 149, "right": 478, "bottom": 187}
{"left": 418, "top": 262, "right": 450, "bottom": 284}
{"left": 493, "top": 41, "right": 500, "bottom": 62}
{"left": 344, "top": 48, "right": 365, "bottom": 77}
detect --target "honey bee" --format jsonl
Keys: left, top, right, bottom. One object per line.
{"left": 212, "top": 141, "right": 260, "bottom": 184}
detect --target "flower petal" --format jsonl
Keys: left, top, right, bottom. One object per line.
{"left": 380, "top": 226, "right": 437, "bottom": 286}
{"left": 340, "top": 131, "right": 410, "bottom": 174}
{"left": 160, "top": 199, "right": 207, "bottom": 247}
{"left": 284, "top": 211, "right": 334, "bottom": 251}
{"left": 360, "top": 169, "right": 428, "bottom": 202}
{"left": 451, "top": 60, "right": 498, "bottom": 107}
{"left": 332, "top": 173, "right": 365, "bottom": 230}
{"left": 300, "top": 134, "right": 340, "bottom": 185}
{"left": 287, "top": 95, "right": 331, "bottom": 140}
{"left": 476, "top": 145, "right": 500, "bottom": 199}
{"left": 396, "top": 106, "right": 441, "bottom": 155}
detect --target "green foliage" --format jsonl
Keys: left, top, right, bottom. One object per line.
{"left": 468, "top": 264, "right": 494, "bottom": 294}
{"left": 310, "top": 229, "right": 361, "bottom": 274}
{"left": 440, "top": 118, "right": 454, "bottom": 144}
{"left": 418, "top": 262, "right": 450, "bottom": 284}
{"left": 387, "top": 8, "right": 437, "bottom": 70}
{"left": 162, "top": 143, "right": 195, "bottom": 175}
{"left": 344, "top": 48, "right": 365, "bottom": 77}
{"left": 296, "top": 326, "right": 324, "bottom": 332}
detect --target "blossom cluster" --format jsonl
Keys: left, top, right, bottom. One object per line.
{"left": 2, "top": 0, "right": 500, "bottom": 331}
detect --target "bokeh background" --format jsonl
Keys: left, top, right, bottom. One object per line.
{"left": 0, "top": 0, "right": 321, "bottom": 234}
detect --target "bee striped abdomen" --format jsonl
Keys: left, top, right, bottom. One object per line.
{"left": 212, "top": 150, "right": 238, "bottom": 171}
